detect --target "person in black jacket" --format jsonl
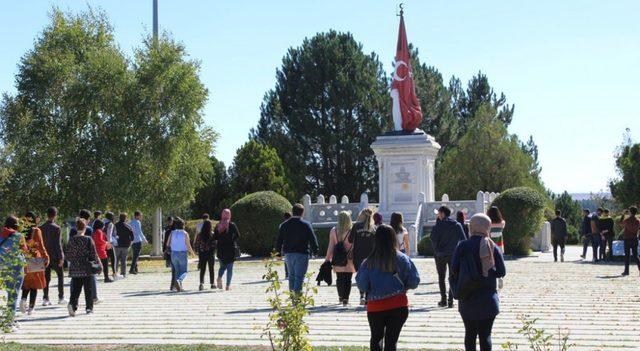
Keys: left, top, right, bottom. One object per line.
{"left": 214, "top": 209, "right": 240, "bottom": 291}
{"left": 114, "top": 213, "right": 134, "bottom": 278}
{"left": 580, "top": 209, "right": 591, "bottom": 259}
{"left": 599, "top": 209, "right": 615, "bottom": 261}
{"left": 348, "top": 208, "right": 377, "bottom": 305}
{"left": 162, "top": 217, "right": 177, "bottom": 291}
{"left": 40, "top": 207, "right": 66, "bottom": 306}
{"left": 550, "top": 210, "right": 568, "bottom": 262}
{"left": 430, "top": 206, "right": 466, "bottom": 308}
{"left": 276, "top": 204, "right": 319, "bottom": 294}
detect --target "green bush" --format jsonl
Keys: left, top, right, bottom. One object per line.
{"left": 417, "top": 236, "right": 434, "bottom": 256}
{"left": 313, "top": 227, "right": 331, "bottom": 257}
{"left": 230, "top": 191, "right": 292, "bottom": 257}
{"left": 492, "top": 187, "right": 547, "bottom": 256}
{"left": 566, "top": 224, "right": 580, "bottom": 244}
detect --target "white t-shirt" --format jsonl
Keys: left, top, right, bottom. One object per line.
{"left": 396, "top": 227, "right": 408, "bottom": 251}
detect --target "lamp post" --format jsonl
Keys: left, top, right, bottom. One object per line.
{"left": 151, "top": 0, "right": 163, "bottom": 257}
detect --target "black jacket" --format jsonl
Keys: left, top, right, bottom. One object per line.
{"left": 115, "top": 221, "right": 134, "bottom": 248}
{"left": 215, "top": 222, "right": 239, "bottom": 264}
{"left": 40, "top": 221, "right": 64, "bottom": 261}
{"left": 550, "top": 217, "right": 568, "bottom": 239}
{"left": 581, "top": 215, "right": 591, "bottom": 236}
{"left": 348, "top": 221, "right": 376, "bottom": 269}
{"left": 430, "top": 217, "right": 466, "bottom": 257}
{"left": 276, "top": 217, "right": 319, "bottom": 255}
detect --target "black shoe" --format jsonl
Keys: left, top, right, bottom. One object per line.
{"left": 104, "top": 278, "right": 114, "bottom": 283}
{"left": 437, "top": 300, "right": 447, "bottom": 307}
{"left": 448, "top": 301, "right": 454, "bottom": 308}
{"left": 622, "top": 271, "right": 629, "bottom": 276}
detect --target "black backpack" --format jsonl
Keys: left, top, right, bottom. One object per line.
{"left": 450, "top": 252, "right": 482, "bottom": 301}
{"left": 331, "top": 234, "right": 351, "bottom": 267}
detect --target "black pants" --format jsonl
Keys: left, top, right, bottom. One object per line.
{"left": 591, "top": 234, "right": 601, "bottom": 261}
{"left": 44, "top": 263, "right": 64, "bottom": 300}
{"left": 198, "top": 250, "right": 216, "bottom": 285}
{"left": 130, "top": 242, "right": 142, "bottom": 273}
{"left": 100, "top": 258, "right": 110, "bottom": 281}
{"left": 69, "top": 276, "right": 94, "bottom": 312}
{"left": 463, "top": 317, "right": 495, "bottom": 351}
{"left": 435, "top": 255, "right": 453, "bottom": 302}
{"left": 601, "top": 235, "right": 614, "bottom": 261}
{"left": 21, "top": 288, "right": 37, "bottom": 308}
{"left": 367, "top": 306, "right": 408, "bottom": 351}
{"left": 623, "top": 239, "right": 640, "bottom": 274}
{"left": 551, "top": 237, "right": 565, "bottom": 261}
{"left": 336, "top": 272, "right": 353, "bottom": 301}
{"left": 106, "top": 247, "right": 116, "bottom": 276}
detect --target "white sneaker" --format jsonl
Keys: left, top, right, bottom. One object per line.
{"left": 19, "top": 299, "right": 27, "bottom": 313}
{"left": 67, "top": 304, "right": 75, "bottom": 317}
{"left": 42, "top": 298, "right": 51, "bottom": 307}
{"left": 93, "top": 298, "right": 102, "bottom": 305}
{"left": 58, "top": 298, "right": 67, "bottom": 305}
{"left": 27, "top": 308, "right": 34, "bottom": 315}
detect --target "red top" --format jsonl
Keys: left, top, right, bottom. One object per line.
{"left": 92, "top": 229, "right": 108, "bottom": 260}
{"left": 366, "top": 293, "right": 408, "bottom": 313}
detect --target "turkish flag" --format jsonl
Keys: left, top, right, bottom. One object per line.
{"left": 390, "top": 14, "right": 422, "bottom": 133}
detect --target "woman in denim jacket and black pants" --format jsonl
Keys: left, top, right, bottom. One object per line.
{"left": 356, "top": 224, "right": 420, "bottom": 351}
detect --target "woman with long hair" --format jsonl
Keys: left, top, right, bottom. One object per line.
{"left": 194, "top": 219, "right": 216, "bottom": 290}
{"left": 349, "top": 208, "right": 377, "bottom": 305}
{"left": 389, "top": 212, "right": 410, "bottom": 256}
{"left": 451, "top": 214, "right": 506, "bottom": 351}
{"left": 162, "top": 217, "right": 177, "bottom": 291}
{"left": 166, "top": 217, "right": 195, "bottom": 292}
{"left": 356, "top": 225, "right": 420, "bottom": 351}
{"left": 66, "top": 218, "right": 101, "bottom": 316}
{"left": 325, "top": 211, "right": 355, "bottom": 306}
{"left": 214, "top": 209, "right": 240, "bottom": 291}
{"left": 487, "top": 207, "right": 505, "bottom": 254}
{"left": 20, "top": 211, "right": 49, "bottom": 315}
{"left": 457, "top": 211, "right": 470, "bottom": 239}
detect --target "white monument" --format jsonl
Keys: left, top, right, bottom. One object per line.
{"left": 371, "top": 132, "right": 440, "bottom": 222}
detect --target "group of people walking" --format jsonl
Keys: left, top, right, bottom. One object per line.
{"left": 0, "top": 207, "right": 150, "bottom": 329}
{"left": 162, "top": 209, "right": 240, "bottom": 292}
{"left": 276, "top": 203, "right": 507, "bottom": 351}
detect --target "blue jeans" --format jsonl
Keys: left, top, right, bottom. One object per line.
{"left": 285, "top": 253, "right": 309, "bottom": 293}
{"left": 171, "top": 251, "right": 188, "bottom": 282}
{"left": 5, "top": 267, "right": 23, "bottom": 322}
{"left": 218, "top": 262, "right": 234, "bottom": 286}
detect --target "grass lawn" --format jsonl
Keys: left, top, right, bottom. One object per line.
{"left": 0, "top": 344, "right": 385, "bottom": 351}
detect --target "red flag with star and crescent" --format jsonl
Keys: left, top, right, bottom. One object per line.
{"left": 391, "top": 13, "right": 423, "bottom": 132}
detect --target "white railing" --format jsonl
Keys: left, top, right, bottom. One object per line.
{"left": 302, "top": 193, "right": 374, "bottom": 225}
{"left": 407, "top": 193, "right": 425, "bottom": 257}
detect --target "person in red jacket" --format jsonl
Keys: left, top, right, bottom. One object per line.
{"left": 92, "top": 220, "right": 112, "bottom": 283}
{"left": 620, "top": 206, "right": 640, "bottom": 276}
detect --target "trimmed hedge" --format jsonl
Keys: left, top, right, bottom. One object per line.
{"left": 417, "top": 236, "right": 434, "bottom": 257}
{"left": 230, "top": 191, "right": 292, "bottom": 257}
{"left": 492, "top": 187, "right": 546, "bottom": 256}
{"left": 314, "top": 227, "right": 331, "bottom": 257}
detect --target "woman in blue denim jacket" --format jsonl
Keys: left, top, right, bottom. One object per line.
{"left": 356, "top": 224, "right": 420, "bottom": 351}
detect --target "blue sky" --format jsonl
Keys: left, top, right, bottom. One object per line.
{"left": 1, "top": 1, "right": 638, "bottom": 194}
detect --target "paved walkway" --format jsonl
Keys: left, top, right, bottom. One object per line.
{"left": 6, "top": 246, "right": 640, "bottom": 350}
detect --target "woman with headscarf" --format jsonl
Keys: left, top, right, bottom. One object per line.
{"left": 214, "top": 209, "right": 240, "bottom": 291}
{"left": 348, "top": 208, "right": 377, "bottom": 305}
{"left": 451, "top": 213, "right": 506, "bottom": 351}
{"left": 325, "top": 211, "right": 355, "bottom": 306}
{"left": 193, "top": 218, "right": 216, "bottom": 290}
{"left": 1, "top": 216, "right": 28, "bottom": 331}
{"left": 20, "top": 211, "right": 49, "bottom": 315}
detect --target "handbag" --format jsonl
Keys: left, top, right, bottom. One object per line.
{"left": 85, "top": 236, "right": 103, "bottom": 275}
{"left": 26, "top": 257, "right": 47, "bottom": 273}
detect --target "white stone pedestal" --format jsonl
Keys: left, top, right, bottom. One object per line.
{"left": 371, "top": 131, "right": 440, "bottom": 222}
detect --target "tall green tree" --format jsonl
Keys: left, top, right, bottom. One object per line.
{"left": 251, "top": 31, "right": 389, "bottom": 200}
{"left": 190, "top": 156, "right": 231, "bottom": 219}
{"left": 0, "top": 8, "right": 214, "bottom": 216}
{"left": 409, "top": 46, "right": 459, "bottom": 153}
{"left": 609, "top": 141, "right": 640, "bottom": 208}
{"left": 228, "top": 140, "right": 293, "bottom": 201}
{"left": 553, "top": 191, "right": 583, "bottom": 228}
{"left": 435, "top": 104, "right": 543, "bottom": 199}
{"left": 448, "top": 72, "right": 514, "bottom": 137}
